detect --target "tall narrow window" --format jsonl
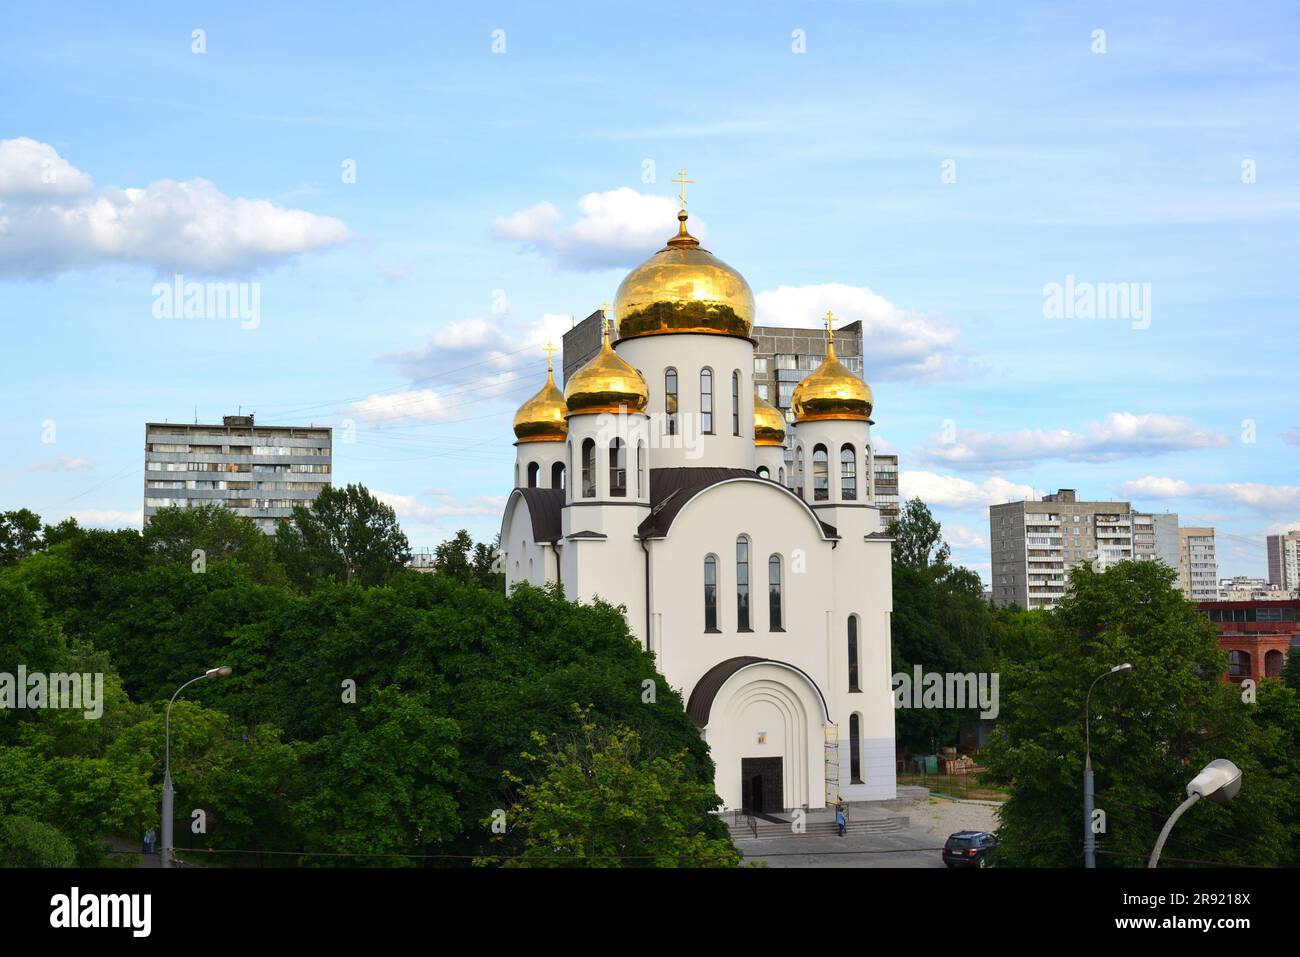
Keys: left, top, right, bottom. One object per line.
{"left": 700, "top": 368, "right": 714, "bottom": 434}
{"left": 609, "top": 438, "right": 626, "bottom": 497}
{"left": 581, "top": 438, "right": 596, "bottom": 498}
{"left": 552, "top": 461, "right": 565, "bottom": 490}
{"left": 840, "top": 444, "right": 856, "bottom": 500}
{"left": 736, "top": 536, "right": 751, "bottom": 630}
{"left": 795, "top": 447, "right": 804, "bottom": 498}
{"left": 847, "top": 615, "right": 860, "bottom": 691}
{"left": 703, "top": 555, "right": 718, "bottom": 631}
{"left": 731, "top": 370, "right": 740, "bottom": 435}
{"left": 527, "top": 461, "right": 540, "bottom": 488}
{"left": 664, "top": 368, "right": 678, "bottom": 436}
{"left": 768, "top": 554, "right": 783, "bottom": 631}
{"left": 849, "top": 713, "right": 863, "bottom": 783}
{"left": 778, "top": 466, "right": 785, "bottom": 486}
{"left": 636, "top": 442, "right": 644, "bottom": 497}
{"left": 813, "top": 444, "right": 829, "bottom": 501}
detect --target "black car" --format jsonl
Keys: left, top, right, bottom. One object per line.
{"left": 942, "top": 831, "right": 998, "bottom": 868}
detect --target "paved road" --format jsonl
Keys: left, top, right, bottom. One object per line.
{"left": 736, "top": 823, "right": 948, "bottom": 868}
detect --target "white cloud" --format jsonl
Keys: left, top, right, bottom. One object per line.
{"left": 68, "top": 507, "right": 143, "bottom": 528}
{"left": 943, "top": 523, "right": 988, "bottom": 549}
{"left": 0, "top": 137, "right": 94, "bottom": 199}
{"left": 1117, "top": 476, "right": 1300, "bottom": 513}
{"left": 919, "top": 412, "right": 1231, "bottom": 470}
{"left": 0, "top": 137, "right": 352, "bottom": 277}
{"left": 899, "top": 470, "right": 1041, "bottom": 510}
{"left": 374, "top": 489, "right": 506, "bottom": 522}
{"left": 754, "top": 283, "right": 967, "bottom": 380}
{"left": 493, "top": 188, "right": 704, "bottom": 270}
{"left": 29, "top": 456, "right": 93, "bottom": 472}
{"left": 349, "top": 313, "right": 575, "bottom": 425}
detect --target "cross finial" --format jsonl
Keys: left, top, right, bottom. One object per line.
{"left": 543, "top": 340, "right": 556, "bottom": 371}
{"left": 672, "top": 168, "right": 695, "bottom": 210}
{"left": 824, "top": 310, "right": 836, "bottom": 342}
{"left": 601, "top": 302, "right": 613, "bottom": 341}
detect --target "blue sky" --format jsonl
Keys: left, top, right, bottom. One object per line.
{"left": 1, "top": 0, "right": 1297, "bottom": 581}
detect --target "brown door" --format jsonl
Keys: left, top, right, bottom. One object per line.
{"left": 740, "top": 757, "right": 784, "bottom": 813}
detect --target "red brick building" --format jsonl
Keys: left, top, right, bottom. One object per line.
{"left": 1197, "top": 599, "right": 1299, "bottom": 683}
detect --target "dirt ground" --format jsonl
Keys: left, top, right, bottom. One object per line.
{"left": 905, "top": 794, "right": 1003, "bottom": 838}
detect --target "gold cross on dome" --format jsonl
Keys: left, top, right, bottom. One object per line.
{"left": 824, "top": 310, "right": 837, "bottom": 343}
{"left": 673, "top": 169, "right": 695, "bottom": 209}
{"left": 601, "top": 302, "right": 613, "bottom": 339}
{"left": 543, "top": 341, "right": 556, "bottom": 369}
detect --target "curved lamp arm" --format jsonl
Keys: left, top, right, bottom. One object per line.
{"left": 1148, "top": 793, "right": 1199, "bottom": 868}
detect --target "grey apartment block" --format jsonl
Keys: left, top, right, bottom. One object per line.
{"left": 560, "top": 315, "right": 899, "bottom": 518}
{"left": 989, "top": 489, "right": 1138, "bottom": 610}
{"left": 143, "top": 414, "right": 332, "bottom": 534}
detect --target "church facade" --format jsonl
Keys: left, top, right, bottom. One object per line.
{"left": 499, "top": 203, "right": 896, "bottom": 812}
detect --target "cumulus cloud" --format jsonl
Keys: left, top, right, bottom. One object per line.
{"left": 899, "top": 471, "right": 1041, "bottom": 510}
{"left": 754, "top": 283, "right": 967, "bottom": 380}
{"left": 348, "top": 312, "right": 575, "bottom": 425}
{"left": 1116, "top": 476, "right": 1300, "bottom": 512}
{"left": 0, "top": 137, "right": 352, "bottom": 277}
{"left": 493, "top": 187, "right": 704, "bottom": 270}
{"left": 918, "top": 412, "right": 1231, "bottom": 470}
{"left": 29, "top": 456, "right": 93, "bottom": 472}
{"left": 68, "top": 507, "right": 143, "bottom": 528}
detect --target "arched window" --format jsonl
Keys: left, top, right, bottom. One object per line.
{"left": 664, "top": 368, "right": 678, "bottom": 436}
{"left": 731, "top": 370, "right": 741, "bottom": 435}
{"left": 703, "top": 555, "right": 719, "bottom": 631}
{"left": 1228, "top": 649, "right": 1251, "bottom": 678}
{"left": 849, "top": 714, "right": 863, "bottom": 783}
{"left": 757, "top": 466, "right": 770, "bottom": 480}
{"left": 847, "top": 615, "right": 860, "bottom": 691}
{"left": 581, "top": 438, "right": 596, "bottom": 498}
{"left": 514, "top": 463, "right": 519, "bottom": 488}
{"left": 736, "top": 535, "right": 751, "bottom": 630}
{"left": 700, "top": 368, "right": 714, "bottom": 434}
{"left": 795, "top": 447, "right": 804, "bottom": 497}
{"left": 768, "top": 554, "right": 783, "bottom": 631}
{"left": 778, "top": 466, "right": 785, "bottom": 485}
{"left": 609, "top": 438, "right": 626, "bottom": 497}
{"left": 813, "top": 444, "right": 829, "bottom": 501}
{"left": 527, "top": 461, "right": 540, "bottom": 488}
{"left": 636, "top": 441, "right": 645, "bottom": 497}
{"left": 840, "top": 444, "right": 856, "bottom": 500}
{"left": 552, "top": 460, "right": 565, "bottom": 490}
{"left": 1266, "top": 649, "right": 1284, "bottom": 677}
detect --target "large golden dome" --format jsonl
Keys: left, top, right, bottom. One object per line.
{"left": 753, "top": 389, "right": 786, "bottom": 446}
{"left": 564, "top": 314, "right": 649, "bottom": 416}
{"left": 792, "top": 315, "right": 874, "bottom": 423}
{"left": 613, "top": 210, "right": 755, "bottom": 340}
{"left": 513, "top": 352, "right": 568, "bottom": 443}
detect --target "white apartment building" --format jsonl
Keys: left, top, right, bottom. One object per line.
{"left": 1178, "top": 527, "right": 1219, "bottom": 603}
{"left": 1267, "top": 530, "right": 1300, "bottom": 592}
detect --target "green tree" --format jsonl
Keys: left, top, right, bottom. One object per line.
{"left": 0, "top": 509, "right": 43, "bottom": 566}
{"left": 1283, "top": 646, "right": 1300, "bottom": 693}
{"left": 496, "top": 714, "right": 740, "bottom": 868}
{"left": 0, "top": 815, "right": 76, "bottom": 867}
{"left": 275, "top": 484, "right": 410, "bottom": 589}
{"left": 887, "top": 497, "right": 951, "bottom": 571}
{"left": 143, "top": 503, "right": 286, "bottom": 586}
{"left": 986, "top": 560, "right": 1295, "bottom": 867}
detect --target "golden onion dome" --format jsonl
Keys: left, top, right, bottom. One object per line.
{"left": 792, "top": 315, "right": 874, "bottom": 423}
{"left": 753, "top": 389, "right": 786, "bottom": 446}
{"left": 613, "top": 210, "right": 755, "bottom": 340}
{"left": 564, "top": 314, "right": 649, "bottom": 416}
{"left": 512, "top": 352, "right": 568, "bottom": 443}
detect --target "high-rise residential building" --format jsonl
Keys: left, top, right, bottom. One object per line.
{"left": 1132, "top": 511, "right": 1180, "bottom": 569}
{"left": 1178, "top": 527, "right": 1219, "bottom": 603}
{"left": 1267, "top": 530, "right": 1300, "bottom": 591}
{"left": 144, "top": 414, "right": 332, "bottom": 533}
{"left": 562, "top": 314, "right": 902, "bottom": 519}
{"left": 989, "top": 489, "right": 1136, "bottom": 609}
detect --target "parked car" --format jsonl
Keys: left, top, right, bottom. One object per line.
{"left": 942, "top": 831, "right": 998, "bottom": 868}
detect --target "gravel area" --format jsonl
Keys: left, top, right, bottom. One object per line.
{"left": 906, "top": 794, "right": 1003, "bottom": 837}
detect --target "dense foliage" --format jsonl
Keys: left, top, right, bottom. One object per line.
{"left": 0, "top": 495, "right": 732, "bottom": 867}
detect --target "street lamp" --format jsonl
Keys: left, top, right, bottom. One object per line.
{"left": 1148, "top": 759, "right": 1242, "bottom": 868}
{"left": 161, "top": 666, "right": 232, "bottom": 869}
{"left": 1084, "top": 662, "right": 1132, "bottom": 868}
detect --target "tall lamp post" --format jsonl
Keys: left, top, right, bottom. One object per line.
{"left": 1148, "top": 759, "right": 1241, "bottom": 868}
{"left": 1083, "top": 662, "right": 1132, "bottom": 868}
{"left": 162, "top": 666, "right": 232, "bottom": 869}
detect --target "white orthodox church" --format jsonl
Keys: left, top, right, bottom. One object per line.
{"left": 499, "top": 201, "right": 896, "bottom": 812}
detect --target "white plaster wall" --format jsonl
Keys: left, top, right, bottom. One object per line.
{"left": 514, "top": 440, "right": 567, "bottom": 490}
{"left": 500, "top": 493, "right": 555, "bottom": 590}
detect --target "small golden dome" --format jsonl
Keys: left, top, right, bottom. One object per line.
{"left": 613, "top": 210, "right": 755, "bottom": 340}
{"left": 754, "top": 389, "right": 786, "bottom": 446}
{"left": 564, "top": 314, "right": 649, "bottom": 416}
{"left": 792, "top": 314, "right": 873, "bottom": 423}
{"left": 513, "top": 352, "right": 568, "bottom": 443}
